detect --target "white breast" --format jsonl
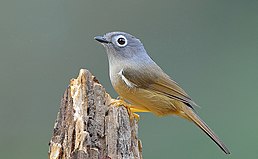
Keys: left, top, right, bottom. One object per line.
{"left": 117, "top": 68, "right": 136, "bottom": 88}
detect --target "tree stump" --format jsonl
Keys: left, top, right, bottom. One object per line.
{"left": 48, "top": 69, "right": 143, "bottom": 159}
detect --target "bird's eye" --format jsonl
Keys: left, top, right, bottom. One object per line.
{"left": 115, "top": 35, "right": 128, "bottom": 47}
{"left": 118, "top": 38, "right": 125, "bottom": 45}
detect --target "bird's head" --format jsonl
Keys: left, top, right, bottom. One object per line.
{"left": 95, "top": 31, "right": 147, "bottom": 61}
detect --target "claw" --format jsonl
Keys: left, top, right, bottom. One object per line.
{"left": 110, "top": 98, "right": 131, "bottom": 107}
{"left": 132, "top": 113, "right": 140, "bottom": 122}
{"left": 109, "top": 98, "right": 140, "bottom": 121}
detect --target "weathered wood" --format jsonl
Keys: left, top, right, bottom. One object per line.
{"left": 49, "top": 69, "right": 142, "bottom": 159}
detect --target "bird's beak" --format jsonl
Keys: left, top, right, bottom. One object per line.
{"left": 94, "top": 36, "right": 110, "bottom": 44}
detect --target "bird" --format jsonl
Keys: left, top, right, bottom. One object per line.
{"left": 94, "top": 31, "right": 230, "bottom": 154}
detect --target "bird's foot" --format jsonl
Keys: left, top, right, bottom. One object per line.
{"left": 110, "top": 98, "right": 140, "bottom": 121}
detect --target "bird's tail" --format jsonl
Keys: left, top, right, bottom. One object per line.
{"left": 183, "top": 107, "right": 230, "bottom": 154}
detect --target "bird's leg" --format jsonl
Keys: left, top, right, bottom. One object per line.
{"left": 110, "top": 96, "right": 131, "bottom": 107}
{"left": 109, "top": 97, "right": 143, "bottom": 121}
{"left": 115, "top": 97, "right": 150, "bottom": 113}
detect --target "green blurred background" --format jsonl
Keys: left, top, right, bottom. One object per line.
{"left": 0, "top": 0, "right": 257, "bottom": 158}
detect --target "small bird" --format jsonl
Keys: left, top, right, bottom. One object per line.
{"left": 95, "top": 31, "right": 230, "bottom": 154}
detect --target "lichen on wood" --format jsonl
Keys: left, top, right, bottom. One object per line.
{"left": 49, "top": 69, "right": 142, "bottom": 159}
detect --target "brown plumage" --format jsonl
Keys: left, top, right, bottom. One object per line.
{"left": 113, "top": 67, "right": 230, "bottom": 154}
{"left": 95, "top": 31, "right": 230, "bottom": 154}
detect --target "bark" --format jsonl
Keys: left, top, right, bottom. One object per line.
{"left": 48, "top": 69, "right": 142, "bottom": 159}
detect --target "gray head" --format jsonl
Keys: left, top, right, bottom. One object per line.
{"left": 94, "top": 32, "right": 152, "bottom": 63}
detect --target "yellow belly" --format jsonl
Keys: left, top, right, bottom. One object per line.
{"left": 113, "top": 77, "right": 185, "bottom": 116}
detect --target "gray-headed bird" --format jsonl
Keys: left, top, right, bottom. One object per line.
{"left": 95, "top": 31, "right": 230, "bottom": 154}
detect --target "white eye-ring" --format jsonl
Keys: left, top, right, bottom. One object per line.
{"left": 115, "top": 35, "right": 128, "bottom": 47}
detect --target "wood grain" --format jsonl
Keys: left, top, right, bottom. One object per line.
{"left": 49, "top": 69, "right": 142, "bottom": 159}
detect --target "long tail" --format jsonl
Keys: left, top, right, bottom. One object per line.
{"left": 183, "top": 107, "right": 230, "bottom": 154}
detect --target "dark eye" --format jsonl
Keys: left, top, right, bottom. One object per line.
{"left": 115, "top": 35, "right": 128, "bottom": 47}
{"left": 117, "top": 38, "right": 126, "bottom": 45}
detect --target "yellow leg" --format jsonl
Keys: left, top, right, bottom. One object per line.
{"left": 129, "top": 107, "right": 150, "bottom": 113}
{"left": 109, "top": 98, "right": 149, "bottom": 121}
{"left": 111, "top": 97, "right": 150, "bottom": 112}
{"left": 110, "top": 98, "right": 131, "bottom": 108}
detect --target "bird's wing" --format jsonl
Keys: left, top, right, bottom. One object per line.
{"left": 122, "top": 67, "right": 197, "bottom": 107}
